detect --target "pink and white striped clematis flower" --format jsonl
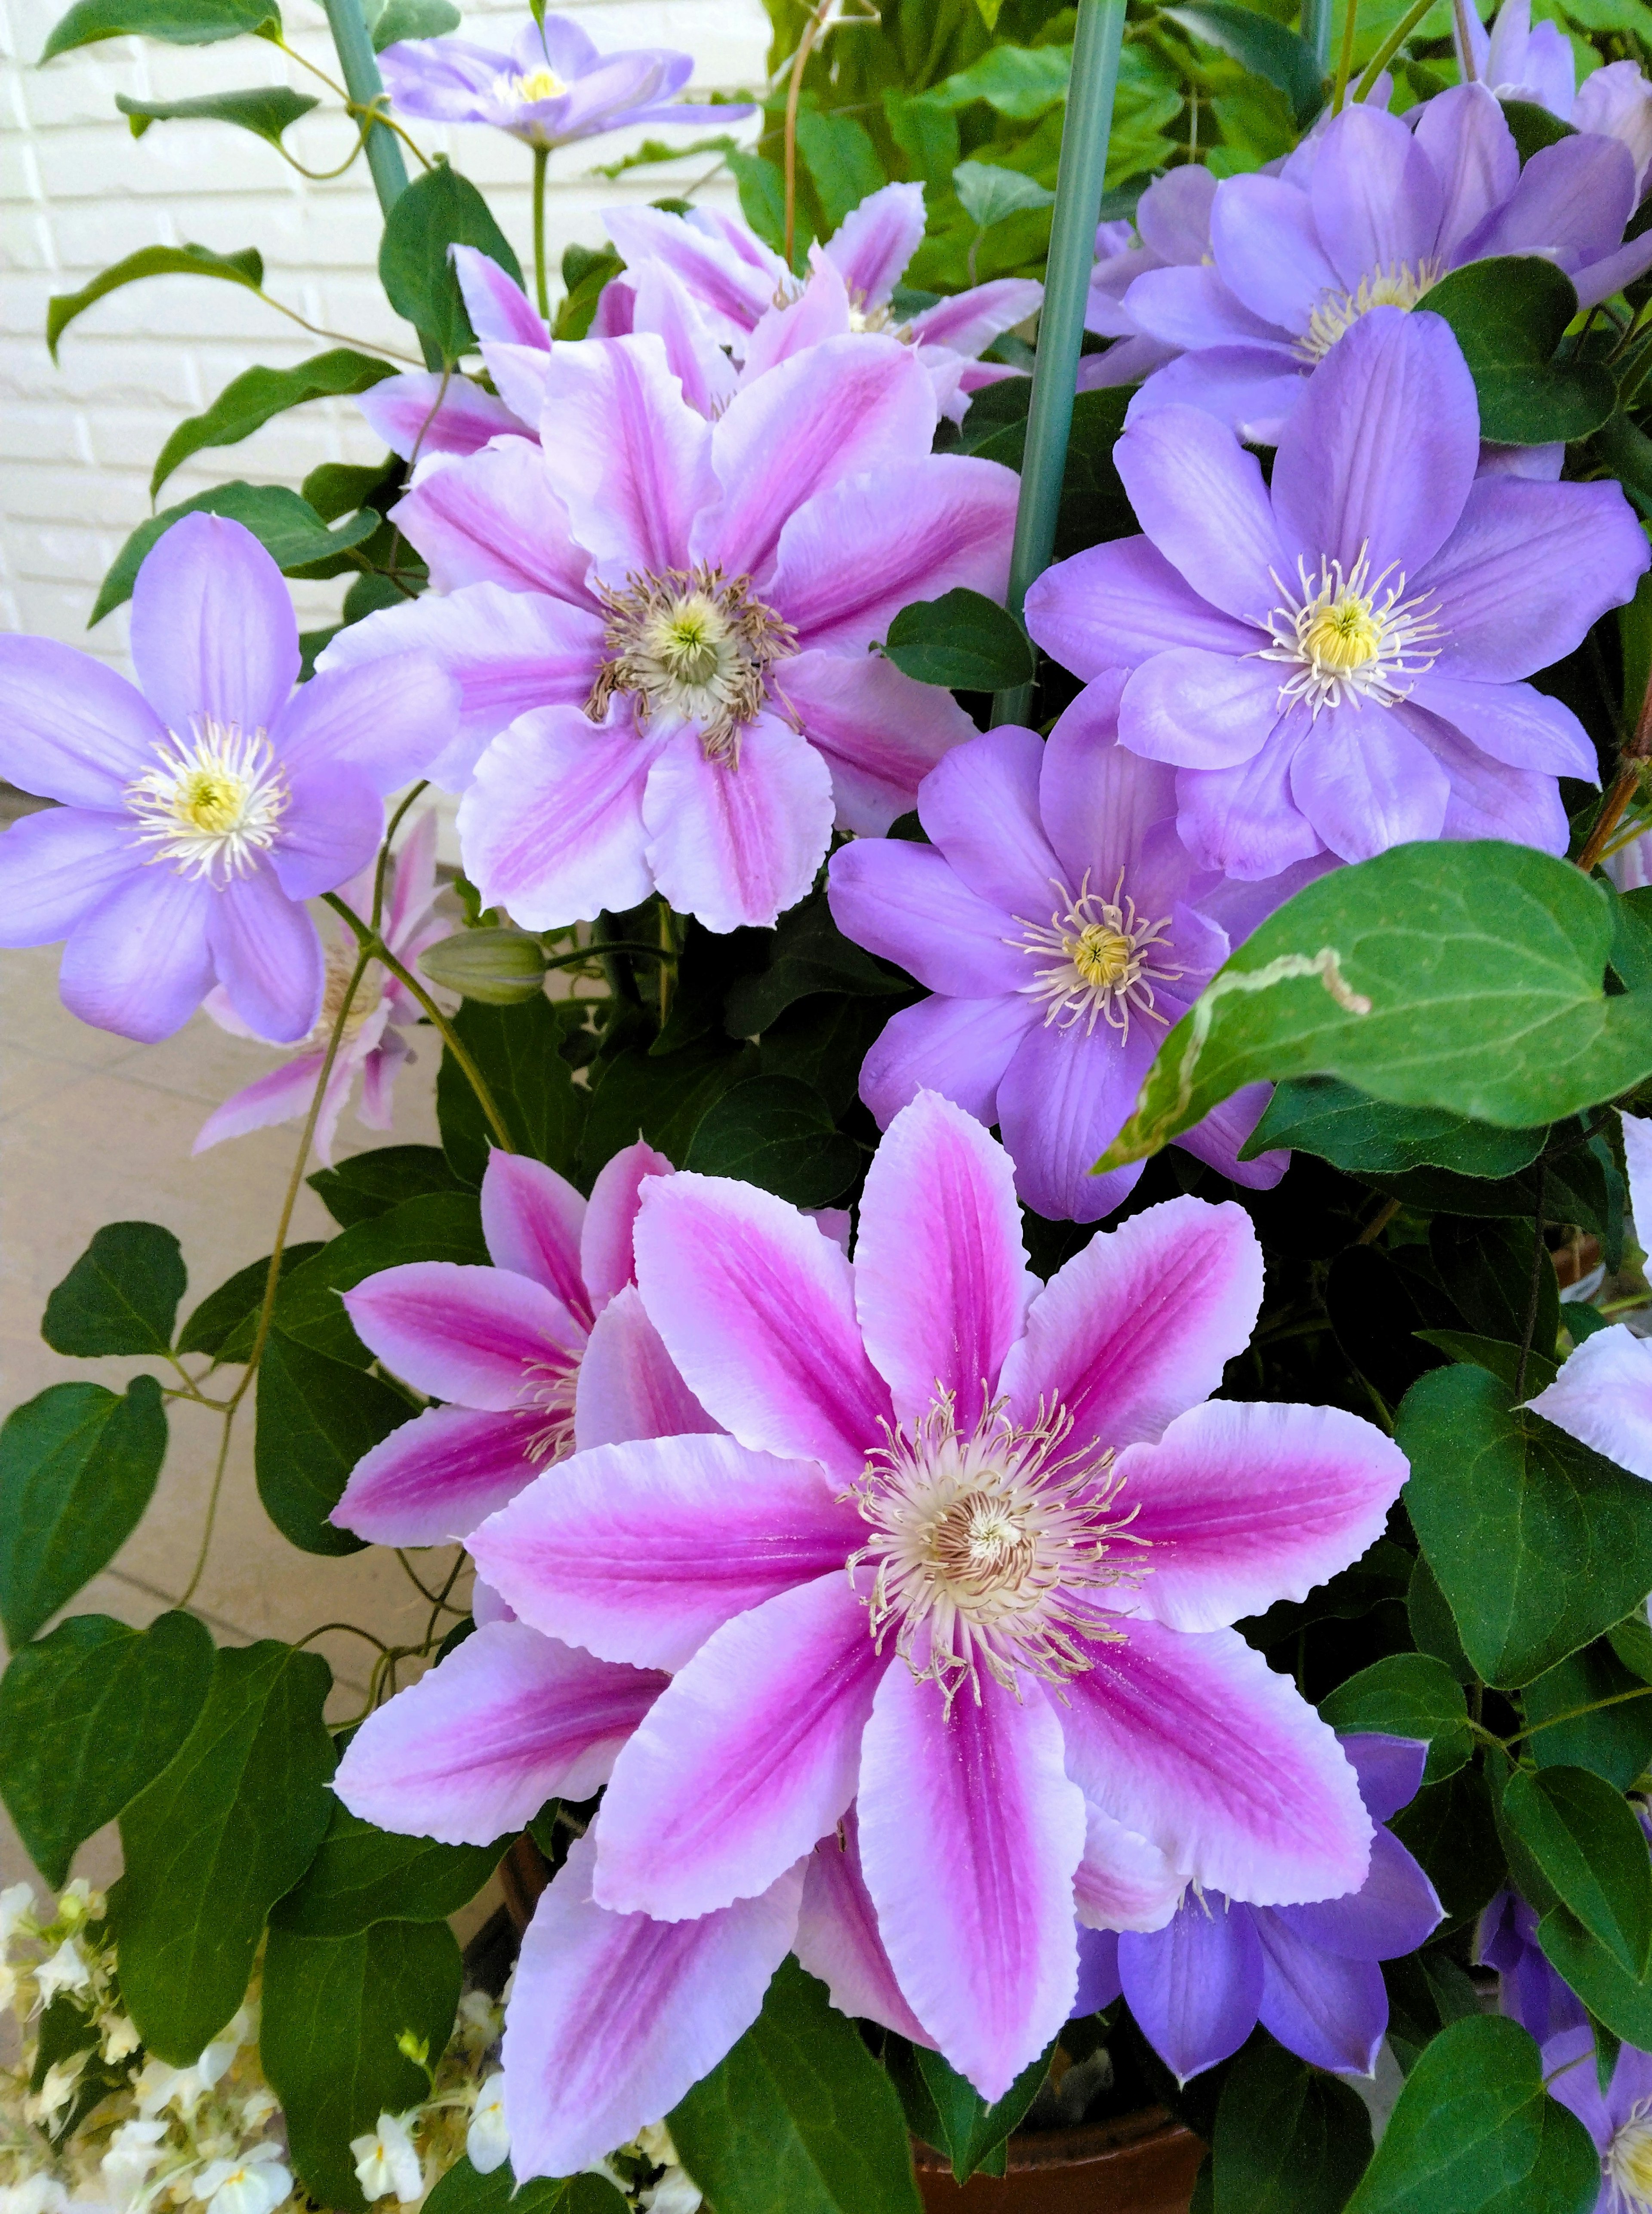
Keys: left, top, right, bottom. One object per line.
{"left": 330, "top": 1140, "right": 713, "bottom": 1547}
{"left": 370, "top": 1092, "right": 1407, "bottom": 2172}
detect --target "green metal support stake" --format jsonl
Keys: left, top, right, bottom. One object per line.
{"left": 1301, "top": 0, "right": 1334, "bottom": 75}
{"left": 991, "top": 0, "right": 1128, "bottom": 730}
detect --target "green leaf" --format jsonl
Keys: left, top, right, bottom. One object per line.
{"left": 304, "top": 458, "right": 396, "bottom": 523}
{"left": 726, "top": 150, "right": 789, "bottom": 256}
{"left": 883, "top": 588, "right": 1034, "bottom": 691}
{"left": 759, "top": 995, "right": 898, "bottom": 1119}
{"left": 1161, "top": 2, "right": 1323, "bottom": 122}
{"left": 1343, "top": 2014, "right": 1597, "bottom": 2214}
{"left": 117, "top": 84, "right": 315, "bottom": 154}
{"left": 1501, "top": 1764, "right": 1652, "bottom": 1976}
{"left": 1431, "top": 1216, "right": 1560, "bottom": 1358}
{"left": 911, "top": 2042, "right": 1052, "bottom": 2184}
{"left": 1319, "top": 1654, "right": 1473, "bottom": 1783}
{"left": 0, "top": 1379, "right": 168, "bottom": 1646}
{"left": 935, "top": 43, "right": 1072, "bottom": 117}
{"left": 435, "top": 995, "right": 587, "bottom": 1190}
{"left": 1100, "top": 841, "right": 1652, "bottom": 1171}
{"left": 795, "top": 110, "right": 887, "bottom": 234}
{"left": 1423, "top": 257, "right": 1615, "bottom": 446}
{"left": 669, "top": 1958, "right": 922, "bottom": 2214}
{"left": 274, "top": 1191, "right": 487, "bottom": 1366}
{"left": 724, "top": 888, "right": 909, "bottom": 1035}
{"left": 1611, "top": 885, "right": 1652, "bottom": 994}
{"left": 885, "top": 92, "right": 960, "bottom": 191}
{"left": 370, "top": 0, "right": 459, "bottom": 46}
{"left": 261, "top": 1918, "right": 461, "bottom": 2209}
{"left": 1499, "top": 96, "right": 1577, "bottom": 160}
{"left": 1211, "top": 2038, "right": 1372, "bottom": 2214}
{"left": 149, "top": 350, "right": 393, "bottom": 499}
{"left": 1246, "top": 1078, "right": 1547, "bottom": 1178}
{"left": 581, "top": 1038, "right": 756, "bottom": 1186}
{"left": 423, "top": 2159, "right": 622, "bottom": 2214}
{"left": 1388, "top": 1767, "right": 1507, "bottom": 1924}
{"left": 309, "top": 1144, "right": 462, "bottom": 1229}
{"left": 43, "top": 1221, "right": 186, "bottom": 1357}
{"left": 92, "top": 485, "right": 378, "bottom": 624}
{"left": 48, "top": 242, "right": 264, "bottom": 359}
{"left": 1537, "top": 1901, "right": 1652, "bottom": 2048}
{"left": 118, "top": 1640, "right": 335, "bottom": 2062}
{"left": 176, "top": 1242, "right": 326, "bottom": 1361}
{"left": 0, "top": 1611, "right": 212, "bottom": 1887}
{"left": 1399, "top": 1365, "right": 1652, "bottom": 1688}
{"left": 380, "top": 160, "right": 523, "bottom": 361}
{"left": 272, "top": 1796, "right": 504, "bottom": 1936}
{"left": 41, "top": 0, "right": 277, "bottom": 59}
{"left": 255, "top": 1331, "right": 414, "bottom": 1554}
{"left": 1410, "top": 1550, "right": 1475, "bottom": 1683}
{"left": 1412, "top": 1332, "right": 1559, "bottom": 1398}
{"left": 951, "top": 160, "right": 1055, "bottom": 230}
{"left": 684, "top": 1077, "right": 859, "bottom": 1207}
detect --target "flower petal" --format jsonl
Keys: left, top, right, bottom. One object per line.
{"left": 1343, "top": 1731, "right": 1427, "bottom": 1826}
{"left": 355, "top": 371, "right": 525, "bottom": 461}
{"left": 1288, "top": 700, "right": 1452, "bottom": 863}
{"left": 796, "top": 1808, "right": 937, "bottom": 2045}
{"left": 1310, "top": 106, "right": 1444, "bottom": 292}
{"left": 193, "top": 1050, "right": 330, "bottom": 1156}
{"left": 130, "top": 512, "right": 298, "bottom": 739}
{"left": 782, "top": 649, "right": 978, "bottom": 837}
{"left": 1026, "top": 541, "right": 1259, "bottom": 690}
{"left": 1113, "top": 405, "right": 1285, "bottom": 623}
{"left": 1406, "top": 673, "right": 1597, "bottom": 782}
{"left": 825, "top": 837, "right": 1028, "bottom": 998}
{"left": 59, "top": 867, "right": 214, "bottom": 1043}
{"left": 1275, "top": 1827, "right": 1442, "bottom": 1962}
{"left": 537, "top": 334, "right": 713, "bottom": 578}
{"left": 1074, "top": 1805, "right": 1185, "bottom": 1934}
{"left": 1121, "top": 650, "right": 1282, "bottom": 770}
{"left": 1126, "top": 346, "right": 1308, "bottom": 447}
{"left": 858, "top": 993, "right": 1039, "bottom": 1131}
{"left": 574, "top": 1284, "right": 717, "bottom": 1451}
{"left": 392, "top": 437, "right": 595, "bottom": 600}
{"left": 206, "top": 865, "right": 324, "bottom": 1044}
{"left": 1207, "top": 172, "right": 1338, "bottom": 333}
{"left": 1039, "top": 687, "right": 1180, "bottom": 899}
{"left": 0, "top": 809, "right": 139, "bottom": 946}
{"left": 916, "top": 721, "right": 1065, "bottom": 917}
{"left": 825, "top": 182, "right": 925, "bottom": 307}
{"left": 331, "top": 1404, "right": 533, "bottom": 1547}
{"left": 995, "top": 1007, "right": 1154, "bottom": 1227}
{"left": 1412, "top": 83, "right": 1519, "bottom": 259}
{"left": 1526, "top": 1325, "right": 1652, "bottom": 1480}
{"left": 265, "top": 763, "right": 384, "bottom": 905}
{"left": 643, "top": 717, "right": 836, "bottom": 934}
{"left": 342, "top": 1262, "right": 584, "bottom": 1409}
{"left": 1173, "top": 716, "right": 1322, "bottom": 881}
{"left": 0, "top": 638, "right": 166, "bottom": 806}
{"left": 1119, "top": 1899, "right": 1264, "bottom": 2080}
{"left": 452, "top": 244, "right": 548, "bottom": 349}
{"left": 481, "top": 1150, "right": 589, "bottom": 1318}
{"left": 581, "top": 1139, "right": 675, "bottom": 1311}
{"left": 1254, "top": 1915, "right": 1388, "bottom": 2075}
{"left": 602, "top": 205, "right": 782, "bottom": 349}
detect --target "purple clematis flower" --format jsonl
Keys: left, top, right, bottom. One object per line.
{"left": 322, "top": 332, "right": 1016, "bottom": 931}
{"left": 826, "top": 685, "right": 1288, "bottom": 1222}
{"left": 1458, "top": 0, "right": 1652, "bottom": 194}
{"left": 357, "top": 249, "right": 540, "bottom": 462}
{"left": 1081, "top": 1733, "right": 1442, "bottom": 2079}
{"left": 379, "top": 15, "right": 751, "bottom": 151}
{"left": 1543, "top": 2022, "right": 1652, "bottom": 2210}
{"left": 193, "top": 809, "right": 449, "bottom": 1167}
{"left": 420, "top": 1091, "right": 1408, "bottom": 2167}
{"left": 1122, "top": 91, "right": 1652, "bottom": 442}
{"left": 1476, "top": 1889, "right": 1590, "bottom": 2046}
{"left": 0, "top": 514, "right": 455, "bottom": 1045}
{"left": 1082, "top": 169, "right": 1216, "bottom": 393}
{"left": 1025, "top": 307, "right": 1646, "bottom": 881}
{"left": 331, "top": 1140, "right": 715, "bottom": 1547}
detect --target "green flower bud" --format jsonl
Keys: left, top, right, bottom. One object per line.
{"left": 419, "top": 929, "right": 548, "bottom": 1005}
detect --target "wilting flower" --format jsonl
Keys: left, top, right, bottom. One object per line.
{"left": 379, "top": 15, "right": 749, "bottom": 150}
{"left": 331, "top": 1141, "right": 712, "bottom": 1546}
{"left": 1458, "top": 0, "right": 1652, "bottom": 192}
{"left": 350, "top": 2114, "right": 422, "bottom": 2206}
{"left": 0, "top": 515, "right": 455, "bottom": 1044}
{"left": 1542, "top": 2023, "right": 1652, "bottom": 2211}
{"left": 1525, "top": 1113, "right": 1652, "bottom": 1476}
{"left": 1082, "top": 169, "right": 1215, "bottom": 392}
{"left": 192, "top": 810, "right": 448, "bottom": 1168}
{"left": 432, "top": 1092, "right": 1405, "bottom": 2168}
{"left": 1476, "top": 1888, "right": 1589, "bottom": 2046}
{"left": 1026, "top": 307, "right": 1645, "bottom": 881}
{"left": 827, "top": 689, "right": 1286, "bottom": 1221}
{"left": 322, "top": 333, "right": 1015, "bottom": 930}
{"left": 1082, "top": 1734, "right": 1441, "bottom": 2079}
{"left": 1121, "top": 92, "right": 1652, "bottom": 441}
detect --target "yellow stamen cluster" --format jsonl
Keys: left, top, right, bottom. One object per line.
{"left": 587, "top": 562, "right": 796, "bottom": 765}
{"left": 1010, "top": 871, "right": 1183, "bottom": 1039}
{"left": 1297, "top": 259, "right": 1442, "bottom": 363}
{"left": 125, "top": 722, "right": 288, "bottom": 883}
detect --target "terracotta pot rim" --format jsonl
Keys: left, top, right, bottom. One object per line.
{"left": 912, "top": 2107, "right": 1197, "bottom": 2175}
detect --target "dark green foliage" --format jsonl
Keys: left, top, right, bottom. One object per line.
{"left": 254, "top": 1332, "right": 413, "bottom": 1553}
{"left": 43, "top": 1221, "right": 185, "bottom": 1356}
{"left": 436, "top": 995, "right": 588, "bottom": 1187}
{"left": 379, "top": 160, "right": 523, "bottom": 360}
{"left": 0, "top": 1379, "right": 168, "bottom": 1644}
{"left": 1211, "top": 2040, "right": 1371, "bottom": 2212}
{"left": 883, "top": 588, "right": 1035, "bottom": 690}
{"left": 272, "top": 1795, "right": 505, "bottom": 1935}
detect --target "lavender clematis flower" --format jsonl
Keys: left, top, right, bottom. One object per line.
{"left": 1082, "top": 169, "right": 1216, "bottom": 393}
{"left": 826, "top": 685, "right": 1288, "bottom": 1221}
{"left": 379, "top": 16, "right": 751, "bottom": 150}
{"left": 357, "top": 248, "right": 542, "bottom": 459}
{"left": 1122, "top": 90, "right": 1652, "bottom": 442}
{"left": 1081, "top": 1734, "right": 1443, "bottom": 2079}
{"left": 1025, "top": 308, "right": 1646, "bottom": 881}
{"left": 322, "top": 331, "right": 1017, "bottom": 931}
{"left": 1458, "top": 0, "right": 1652, "bottom": 193}
{"left": 435, "top": 1091, "right": 1407, "bottom": 2166}
{"left": 1543, "top": 2022, "right": 1652, "bottom": 2210}
{"left": 0, "top": 514, "right": 456, "bottom": 1045}
{"left": 331, "top": 1140, "right": 715, "bottom": 1547}
{"left": 1476, "top": 1889, "right": 1590, "bottom": 2045}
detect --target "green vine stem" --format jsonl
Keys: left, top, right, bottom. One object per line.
{"left": 533, "top": 145, "right": 552, "bottom": 321}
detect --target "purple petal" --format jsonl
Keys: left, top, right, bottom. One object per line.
{"left": 392, "top": 437, "right": 595, "bottom": 600}
{"left": 593, "top": 1572, "right": 884, "bottom": 1919}
{"left": 742, "top": 259, "right": 853, "bottom": 385}
{"left": 1400, "top": 702, "right": 1572, "bottom": 854}
{"left": 907, "top": 278, "right": 1045, "bottom": 357}
{"left": 1124, "top": 264, "right": 1285, "bottom": 352}
{"left": 825, "top": 838, "right": 1027, "bottom": 998}
{"left": 452, "top": 244, "right": 547, "bottom": 349}
{"left": 1113, "top": 405, "right": 1284, "bottom": 622}
{"left": 334, "top": 1621, "right": 666, "bottom": 1842}
{"left": 1176, "top": 1080, "right": 1290, "bottom": 1192}
{"left": 1275, "top": 1827, "right": 1442, "bottom": 1962}
{"left": 1537, "top": 2025, "right": 1612, "bottom": 2148}
{"left": 343, "top": 1262, "right": 584, "bottom": 1409}
{"left": 1310, "top": 107, "right": 1445, "bottom": 291}
{"left": 1407, "top": 673, "right": 1598, "bottom": 780}
{"left": 601, "top": 205, "right": 780, "bottom": 349}
{"left": 853, "top": 1089, "right": 1032, "bottom": 1423}
{"left": 1038, "top": 698, "right": 1193, "bottom": 918}
{"left": 1413, "top": 84, "right": 1519, "bottom": 258}
{"left": 59, "top": 866, "right": 215, "bottom": 1042}
{"left": 1254, "top": 1915, "right": 1388, "bottom": 2075}
{"left": 0, "top": 808, "right": 139, "bottom": 945}
{"left": 479, "top": 340, "right": 553, "bottom": 429}
{"left": 858, "top": 993, "right": 1040, "bottom": 1131}
{"left": 268, "top": 764, "right": 383, "bottom": 904}
{"left": 481, "top": 1150, "right": 589, "bottom": 1317}
{"left": 1074, "top": 1925, "right": 1123, "bottom": 2016}
{"left": 1342, "top": 1732, "right": 1427, "bottom": 1824}
{"left": 194, "top": 1048, "right": 331, "bottom": 1156}
{"left": 1465, "top": 132, "right": 1633, "bottom": 266}
{"left": 470, "top": 1433, "right": 864, "bottom": 1670}
{"left": 783, "top": 649, "right": 979, "bottom": 837}
{"left": 1288, "top": 700, "right": 1452, "bottom": 862}
{"left": 1025, "top": 539, "right": 1259, "bottom": 681}
{"left": 643, "top": 717, "right": 835, "bottom": 934}
{"left": 999, "top": 1194, "right": 1264, "bottom": 1456}
{"left": 538, "top": 335, "right": 713, "bottom": 578}
{"left": 130, "top": 512, "right": 298, "bottom": 739}
{"left": 1075, "top": 1805, "right": 1184, "bottom": 1934}
{"left": 629, "top": 261, "right": 740, "bottom": 419}
{"left": 825, "top": 182, "right": 925, "bottom": 307}
{"left": 1209, "top": 173, "right": 1338, "bottom": 331}
{"left": 1122, "top": 650, "right": 1282, "bottom": 770}
{"left": 205, "top": 864, "right": 324, "bottom": 1043}
{"left": 356, "top": 371, "right": 525, "bottom": 462}
{"left": 1125, "top": 345, "right": 1310, "bottom": 447}
{"left": 573, "top": 1285, "right": 718, "bottom": 1450}
{"left": 1119, "top": 1899, "right": 1264, "bottom": 2080}
{"left": 331, "top": 1404, "right": 533, "bottom": 1546}
{"left": 1172, "top": 716, "right": 1322, "bottom": 881}
{"left": 916, "top": 722, "right": 1065, "bottom": 918}
{"left": 1137, "top": 164, "right": 1217, "bottom": 264}
{"left": 0, "top": 637, "right": 166, "bottom": 806}
{"left": 996, "top": 1009, "right": 1155, "bottom": 1226}
{"left": 502, "top": 1835, "right": 803, "bottom": 2182}
{"left": 858, "top": 1670, "right": 1088, "bottom": 2101}
{"left": 581, "top": 1139, "right": 674, "bottom": 1311}
{"left": 1526, "top": 1324, "right": 1652, "bottom": 1480}
{"left": 273, "top": 649, "right": 457, "bottom": 793}
{"left": 796, "top": 1808, "right": 936, "bottom": 2045}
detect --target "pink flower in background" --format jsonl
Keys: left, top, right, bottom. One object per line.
{"left": 437, "top": 1091, "right": 1406, "bottom": 2170}
{"left": 193, "top": 811, "right": 448, "bottom": 1167}
{"left": 331, "top": 1141, "right": 714, "bottom": 1547}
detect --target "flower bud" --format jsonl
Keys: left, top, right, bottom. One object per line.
{"left": 419, "top": 929, "right": 547, "bottom": 1005}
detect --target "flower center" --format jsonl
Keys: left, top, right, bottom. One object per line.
{"left": 586, "top": 563, "right": 796, "bottom": 765}
{"left": 1296, "top": 259, "right": 1442, "bottom": 363}
{"left": 1255, "top": 545, "right": 1442, "bottom": 717}
{"left": 125, "top": 721, "right": 287, "bottom": 883}
{"left": 518, "top": 1357, "right": 579, "bottom": 1464}
{"left": 1608, "top": 2109, "right": 1652, "bottom": 2210}
{"left": 316, "top": 945, "right": 380, "bottom": 1043}
{"left": 847, "top": 1391, "right": 1148, "bottom": 1703}
{"left": 1009, "top": 872, "right": 1183, "bottom": 1039}
{"left": 511, "top": 65, "right": 568, "bottom": 102}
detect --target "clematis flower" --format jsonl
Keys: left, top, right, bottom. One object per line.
{"left": 0, "top": 514, "right": 456, "bottom": 1044}
{"left": 1081, "top": 169, "right": 1215, "bottom": 392}
{"left": 826, "top": 687, "right": 1287, "bottom": 1221}
{"left": 1457, "top": 0, "right": 1652, "bottom": 192}
{"left": 331, "top": 1140, "right": 714, "bottom": 1547}
{"left": 1476, "top": 1888, "right": 1589, "bottom": 2046}
{"left": 192, "top": 810, "right": 449, "bottom": 1168}
{"left": 358, "top": 248, "right": 548, "bottom": 462}
{"left": 1120, "top": 92, "right": 1652, "bottom": 442}
{"left": 1082, "top": 1734, "right": 1442, "bottom": 2079}
{"left": 321, "top": 333, "right": 1016, "bottom": 931}
{"left": 379, "top": 16, "right": 750, "bottom": 150}
{"left": 1025, "top": 307, "right": 1646, "bottom": 881}
{"left": 1542, "top": 2023, "right": 1652, "bottom": 2210}
{"left": 439, "top": 1091, "right": 1405, "bottom": 2168}
{"left": 1524, "top": 1114, "right": 1652, "bottom": 1477}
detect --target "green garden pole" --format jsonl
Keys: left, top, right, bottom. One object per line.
{"left": 991, "top": 0, "right": 1128, "bottom": 730}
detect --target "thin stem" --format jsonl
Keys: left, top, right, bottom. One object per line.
{"left": 591, "top": 911, "right": 643, "bottom": 1007}
{"left": 1331, "top": 0, "right": 1362, "bottom": 112}
{"left": 293, "top": 1621, "right": 392, "bottom": 1654}
{"left": 1452, "top": 0, "right": 1479, "bottom": 78}
{"left": 1578, "top": 764, "right": 1647, "bottom": 874}
{"left": 533, "top": 145, "right": 551, "bottom": 321}
{"left": 254, "top": 287, "right": 424, "bottom": 365}
{"left": 374, "top": 782, "right": 428, "bottom": 933}
{"left": 1352, "top": 0, "right": 1435, "bottom": 99}
{"left": 176, "top": 1404, "right": 238, "bottom": 1609}
{"left": 543, "top": 939, "right": 671, "bottom": 971}
{"left": 1514, "top": 1158, "right": 1549, "bottom": 1402}
{"left": 1357, "top": 1195, "right": 1402, "bottom": 1246}
{"left": 784, "top": 0, "right": 834, "bottom": 268}
{"left": 1512, "top": 1683, "right": 1652, "bottom": 1743}
{"left": 1301, "top": 0, "right": 1334, "bottom": 74}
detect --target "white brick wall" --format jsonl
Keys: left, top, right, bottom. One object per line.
{"left": 1, "top": 0, "right": 771, "bottom": 668}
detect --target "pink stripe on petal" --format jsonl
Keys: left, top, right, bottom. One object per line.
{"left": 853, "top": 1090, "right": 1033, "bottom": 1425}
{"left": 355, "top": 372, "right": 524, "bottom": 460}
{"left": 471, "top": 1433, "right": 863, "bottom": 1670}
{"left": 796, "top": 1807, "right": 936, "bottom": 2046}
{"left": 581, "top": 1137, "right": 675, "bottom": 1312}
{"left": 330, "top": 1403, "right": 533, "bottom": 1547}
{"left": 634, "top": 1172, "right": 892, "bottom": 1480}
{"left": 538, "top": 334, "right": 713, "bottom": 579}
{"left": 503, "top": 1835, "right": 802, "bottom": 2182}
{"left": 594, "top": 1572, "right": 884, "bottom": 1919}
{"left": 999, "top": 1194, "right": 1264, "bottom": 1458}
{"left": 643, "top": 717, "right": 835, "bottom": 935}
{"left": 1117, "top": 1400, "right": 1409, "bottom": 1632}
{"left": 1059, "top": 1617, "right": 1372, "bottom": 1906}
{"left": 481, "top": 1150, "right": 591, "bottom": 1321}
{"left": 193, "top": 1050, "right": 329, "bottom": 1155}
{"left": 782, "top": 649, "right": 979, "bottom": 839}
{"left": 391, "top": 437, "right": 595, "bottom": 601}
{"left": 824, "top": 183, "right": 925, "bottom": 308}
{"left": 1074, "top": 1804, "right": 1184, "bottom": 1934}
{"left": 574, "top": 1286, "right": 718, "bottom": 1450}
{"left": 333, "top": 1621, "right": 666, "bottom": 1842}
{"left": 859, "top": 1670, "right": 1087, "bottom": 2101}
{"left": 343, "top": 1262, "right": 584, "bottom": 1409}
{"left": 907, "top": 280, "right": 1045, "bottom": 358}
